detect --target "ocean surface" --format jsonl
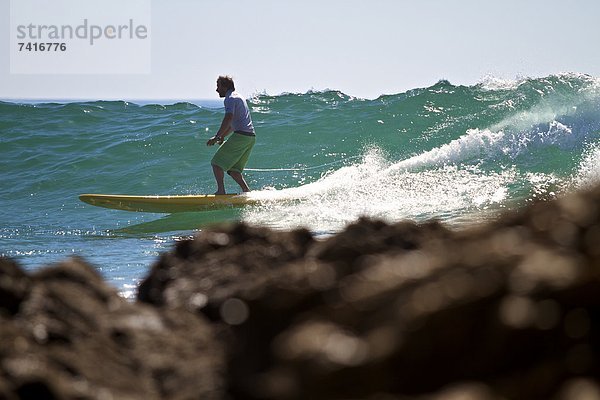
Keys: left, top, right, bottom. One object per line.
{"left": 2, "top": 73, "right": 599, "bottom": 298}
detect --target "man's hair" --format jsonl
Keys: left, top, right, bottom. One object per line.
{"left": 217, "top": 75, "right": 235, "bottom": 91}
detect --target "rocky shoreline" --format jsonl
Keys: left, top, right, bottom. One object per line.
{"left": 1, "top": 184, "right": 599, "bottom": 399}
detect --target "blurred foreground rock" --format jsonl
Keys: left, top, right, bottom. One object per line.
{"left": 0, "top": 258, "right": 224, "bottom": 399}
{"left": 2, "top": 184, "right": 600, "bottom": 399}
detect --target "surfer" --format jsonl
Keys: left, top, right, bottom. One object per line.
{"left": 207, "top": 75, "right": 256, "bottom": 194}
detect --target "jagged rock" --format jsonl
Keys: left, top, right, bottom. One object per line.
{"left": 138, "top": 185, "right": 600, "bottom": 399}
{"left": 0, "top": 258, "right": 31, "bottom": 317}
{"left": 0, "top": 257, "right": 224, "bottom": 399}
{"left": 1, "top": 185, "right": 599, "bottom": 399}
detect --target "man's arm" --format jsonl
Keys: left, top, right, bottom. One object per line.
{"left": 207, "top": 113, "right": 233, "bottom": 146}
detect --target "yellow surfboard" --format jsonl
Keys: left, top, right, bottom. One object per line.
{"left": 79, "top": 193, "right": 258, "bottom": 213}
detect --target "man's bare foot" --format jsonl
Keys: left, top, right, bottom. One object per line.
{"left": 214, "top": 191, "right": 226, "bottom": 195}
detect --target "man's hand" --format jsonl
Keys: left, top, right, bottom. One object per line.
{"left": 207, "top": 135, "right": 223, "bottom": 146}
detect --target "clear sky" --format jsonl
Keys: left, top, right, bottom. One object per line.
{"left": 2, "top": 0, "right": 600, "bottom": 101}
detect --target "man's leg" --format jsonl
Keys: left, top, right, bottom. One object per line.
{"left": 227, "top": 170, "right": 251, "bottom": 192}
{"left": 212, "top": 164, "right": 226, "bottom": 194}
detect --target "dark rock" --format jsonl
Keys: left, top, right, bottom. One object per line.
{"left": 0, "top": 258, "right": 31, "bottom": 316}
{"left": 0, "top": 257, "right": 224, "bottom": 399}
{"left": 1, "top": 184, "right": 600, "bottom": 399}
{"left": 138, "top": 224, "right": 315, "bottom": 314}
{"left": 137, "top": 184, "right": 600, "bottom": 399}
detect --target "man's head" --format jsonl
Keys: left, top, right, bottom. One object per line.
{"left": 216, "top": 75, "right": 235, "bottom": 97}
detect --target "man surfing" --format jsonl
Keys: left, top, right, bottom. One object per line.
{"left": 207, "top": 75, "right": 256, "bottom": 194}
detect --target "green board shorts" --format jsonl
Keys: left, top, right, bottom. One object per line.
{"left": 211, "top": 132, "right": 256, "bottom": 173}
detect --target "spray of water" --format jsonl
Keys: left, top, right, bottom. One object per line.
{"left": 242, "top": 148, "right": 516, "bottom": 232}
{"left": 242, "top": 112, "right": 597, "bottom": 232}
{"left": 239, "top": 75, "right": 600, "bottom": 232}
{"left": 573, "top": 144, "right": 600, "bottom": 190}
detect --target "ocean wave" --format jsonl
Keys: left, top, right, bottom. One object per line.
{"left": 2, "top": 73, "right": 599, "bottom": 230}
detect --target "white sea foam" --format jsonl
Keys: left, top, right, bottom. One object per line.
{"left": 242, "top": 103, "right": 597, "bottom": 232}
{"left": 478, "top": 75, "right": 525, "bottom": 91}
{"left": 573, "top": 144, "right": 600, "bottom": 190}
{"left": 389, "top": 128, "right": 506, "bottom": 171}
{"left": 242, "top": 148, "right": 517, "bottom": 232}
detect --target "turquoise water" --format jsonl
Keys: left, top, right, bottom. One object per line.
{"left": 1, "top": 73, "right": 599, "bottom": 298}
